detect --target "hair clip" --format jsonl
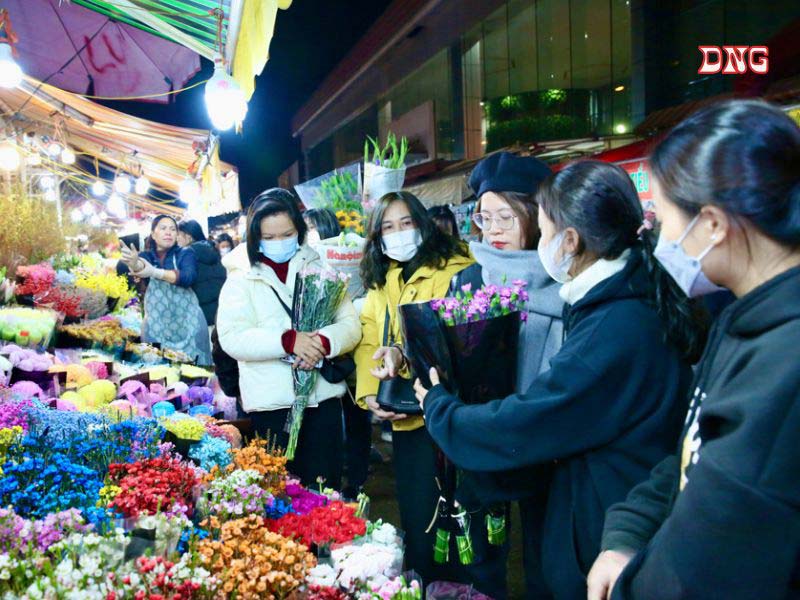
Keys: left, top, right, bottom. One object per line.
{"left": 637, "top": 211, "right": 656, "bottom": 236}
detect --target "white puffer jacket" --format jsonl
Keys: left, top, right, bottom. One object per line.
{"left": 216, "top": 245, "right": 361, "bottom": 413}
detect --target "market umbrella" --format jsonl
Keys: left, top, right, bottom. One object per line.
{"left": 4, "top": 0, "right": 200, "bottom": 103}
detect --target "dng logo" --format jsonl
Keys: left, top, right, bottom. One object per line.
{"left": 698, "top": 46, "right": 769, "bottom": 75}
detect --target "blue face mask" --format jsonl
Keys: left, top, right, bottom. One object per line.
{"left": 259, "top": 236, "right": 299, "bottom": 264}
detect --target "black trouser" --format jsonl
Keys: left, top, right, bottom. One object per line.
{"left": 392, "top": 427, "right": 467, "bottom": 587}
{"left": 466, "top": 494, "right": 551, "bottom": 599}
{"left": 248, "top": 397, "right": 344, "bottom": 490}
{"left": 342, "top": 393, "right": 371, "bottom": 495}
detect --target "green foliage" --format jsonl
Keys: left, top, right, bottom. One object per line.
{"left": 365, "top": 132, "right": 409, "bottom": 169}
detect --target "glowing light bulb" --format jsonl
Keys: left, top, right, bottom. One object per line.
{"left": 205, "top": 55, "right": 248, "bottom": 131}
{"left": 0, "top": 142, "right": 20, "bottom": 171}
{"left": 81, "top": 201, "right": 94, "bottom": 216}
{"left": 70, "top": 208, "right": 83, "bottom": 223}
{"left": 91, "top": 180, "right": 106, "bottom": 197}
{"left": 135, "top": 175, "right": 150, "bottom": 196}
{"left": 114, "top": 174, "right": 132, "bottom": 195}
{"left": 40, "top": 175, "right": 56, "bottom": 190}
{"left": 47, "top": 142, "right": 61, "bottom": 158}
{"left": 44, "top": 189, "right": 57, "bottom": 202}
{"left": 61, "top": 148, "right": 76, "bottom": 165}
{"left": 615, "top": 123, "right": 628, "bottom": 134}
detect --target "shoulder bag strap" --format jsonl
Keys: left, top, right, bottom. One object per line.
{"left": 270, "top": 287, "right": 293, "bottom": 320}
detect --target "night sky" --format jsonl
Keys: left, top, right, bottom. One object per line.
{"left": 101, "top": 0, "right": 393, "bottom": 208}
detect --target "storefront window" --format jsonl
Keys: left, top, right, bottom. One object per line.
{"left": 476, "top": 0, "right": 632, "bottom": 150}
{"left": 380, "top": 49, "right": 457, "bottom": 159}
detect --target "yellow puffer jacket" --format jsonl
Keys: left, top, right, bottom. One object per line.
{"left": 355, "top": 251, "right": 475, "bottom": 431}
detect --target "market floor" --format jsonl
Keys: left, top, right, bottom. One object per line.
{"left": 363, "top": 426, "right": 526, "bottom": 599}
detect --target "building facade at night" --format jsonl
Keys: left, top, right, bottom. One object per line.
{"left": 289, "top": 0, "right": 799, "bottom": 189}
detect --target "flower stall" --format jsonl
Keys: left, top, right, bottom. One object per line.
{"left": 0, "top": 250, "right": 410, "bottom": 600}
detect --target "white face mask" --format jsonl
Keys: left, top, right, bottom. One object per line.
{"left": 306, "top": 229, "right": 321, "bottom": 248}
{"left": 219, "top": 247, "right": 231, "bottom": 256}
{"left": 653, "top": 215, "right": 723, "bottom": 297}
{"left": 537, "top": 231, "right": 574, "bottom": 284}
{"left": 382, "top": 229, "right": 422, "bottom": 262}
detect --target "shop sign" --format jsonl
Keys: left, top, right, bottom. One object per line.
{"left": 617, "top": 159, "right": 653, "bottom": 203}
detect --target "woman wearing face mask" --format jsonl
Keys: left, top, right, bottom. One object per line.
{"left": 216, "top": 189, "right": 362, "bottom": 488}
{"left": 355, "top": 191, "right": 473, "bottom": 584}
{"left": 415, "top": 161, "right": 708, "bottom": 599}
{"left": 449, "top": 152, "right": 563, "bottom": 600}
{"left": 588, "top": 101, "right": 800, "bottom": 600}
{"left": 121, "top": 215, "right": 212, "bottom": 365}
{"left": 304, "top": 208, "right": 342, "bottom": 247}
{"left": 216, "top": 233, "right": 235, "bottom": 257}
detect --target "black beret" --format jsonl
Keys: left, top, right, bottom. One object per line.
{"left": 468, "top": 152, "right": 552, "bottom": 198}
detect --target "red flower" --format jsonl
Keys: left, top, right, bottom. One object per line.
{"left": 267, "top": 501, "right": 366, "bottom": 547}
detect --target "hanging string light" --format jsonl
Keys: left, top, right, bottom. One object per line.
{"left": 69, "top": 208, "right": 83, "bottom": 223}
{"left": 205, "top": 9, "right": 247, "bottom": 131}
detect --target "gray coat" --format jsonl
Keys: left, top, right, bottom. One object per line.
{"left": 455, "top": 241, "right": 564, "bottom": 392}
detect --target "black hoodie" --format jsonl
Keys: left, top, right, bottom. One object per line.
{"left": 188, "top": 241, "right": 227, "bottom": 326}
{"left": 424, "top": 250, "right": 693, "bottom": 599}
{"left": 605, "top": 266, "right": 800, "bottom": 600}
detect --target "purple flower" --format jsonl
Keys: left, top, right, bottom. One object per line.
{"left": 461, "top": 283, "right": 472, "bottom": 293}
{"left": 512, "top": 279, "right": 527, "bottom": 288}
{"left": 520, "top": 313, "right": 528, "bottom": 322}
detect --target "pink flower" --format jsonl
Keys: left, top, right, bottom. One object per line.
{"left": 520, "top": 313, "right": 528, "bottom": 322}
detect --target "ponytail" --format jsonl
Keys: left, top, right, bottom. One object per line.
{"left": 539, "top": 160, "right": 709, "bottom": 363}
{"left": 639, "top": 228, "right": 709, "bottom": 363}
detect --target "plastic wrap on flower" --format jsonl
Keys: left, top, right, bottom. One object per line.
{"left": 77, "top": 380, "right": 116, "bottom": 410}
{"left": 54, "top": 398, "right": 77, "bottom": 412}
{"left": 184, "top": 385, "right": 214, "bottom": 408}
{"left": 218, "top": 424, "right": 243, "bottom": 449}
{"left": 188, "top": 435, "right": 232, "bottom": 472}
{"left": 11, "top": 380, "right": 45, "bottom": 400}
{"left": 152, "top": 401, "right": 176, "bottom": 418}
{"left": 214, "top": 394, "right": 238, "bottom": 421}
{"left": 169, "top": 381, "right": 189, "bottom": 398}
{"left": 65, "top": 364, "right": 94, "bottom": 387}
{"left": 104, "top": 399, "right": 137, "bottom": 420}
{"left": 163, "top": 416, "right": 206, "bottom": 441}
{"left": 148, "top": 365, "right": 179, "bottom": 386}
{"left": 188, "top": 404, "right": 215, "bottom": 417}
{"left": 83, "top": 361, "right": 109, "bottom": 380}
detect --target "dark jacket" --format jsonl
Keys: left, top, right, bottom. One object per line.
{"left": 187, "top": 241, "right": 226, "bottom": 326}
{"left": 605, "top": 266, "right": 800, "bottom": 600}
{"left": 211, "top": 326, "right": 240, "bottom": 399}
{"left": 424, "top": 251, "right": 693, "bottom": 599}
{"left": 140, "top": 245, "right": 197, "bottom": 288}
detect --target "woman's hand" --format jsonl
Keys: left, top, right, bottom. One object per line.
{"left": 365, "top": 395, "right": 408, "bottom": 422}
{"left": 587, "top": 550, "right": 635, "bottom": 600}
{"left": 120, "top": 243, "right": 141, "bottom": 269}
{"left": 292, "top": 358, "right": 316, "bottom": 371}
{"left": 413, "top": 367, "right": 440, "bottom": 410}
{"left": 294, "top": 332, "right": 326, "bottom": 366}
{"left": 131, "top": 258, "right": 165, "bottom": 280}
{"left": 370, "top": 346, "right": 405, "bottom": 381}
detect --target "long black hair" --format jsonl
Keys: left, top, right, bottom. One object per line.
{"left": 360, "top": 191, "right": 470, "bottom": 290}
{"left": 178, "top": 219, "right": 206, "bottom": 243}
{"left": 305, "top": 208, "right": 342, "bottom": 240}
{"left": 537, "top": 160, "right": 707, "bottom": 362}
{"left": 245, "top": 188, "right": 307, "bottom": 266}
{"left": 651, "top": 99, "right": 800, "bottom": 248}
{"left": 427, "top": 205, "right": 460, "bottom": 239}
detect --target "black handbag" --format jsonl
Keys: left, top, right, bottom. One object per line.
{"left": 270, "top": 287, "right": 355, "bottom": 384}
{"left": 376, "top": 308, "right": 423, "bottom": 416}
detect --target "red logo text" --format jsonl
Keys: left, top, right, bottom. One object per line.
{"left": 698, "top": 46, "right": 769, "bottom": 75}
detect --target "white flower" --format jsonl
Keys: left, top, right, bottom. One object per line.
{"left": 307, "top": 564, "right": 337, "bottom": 587}
{"left": 370, "top": 522, "right": 398, "bottom": 545}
